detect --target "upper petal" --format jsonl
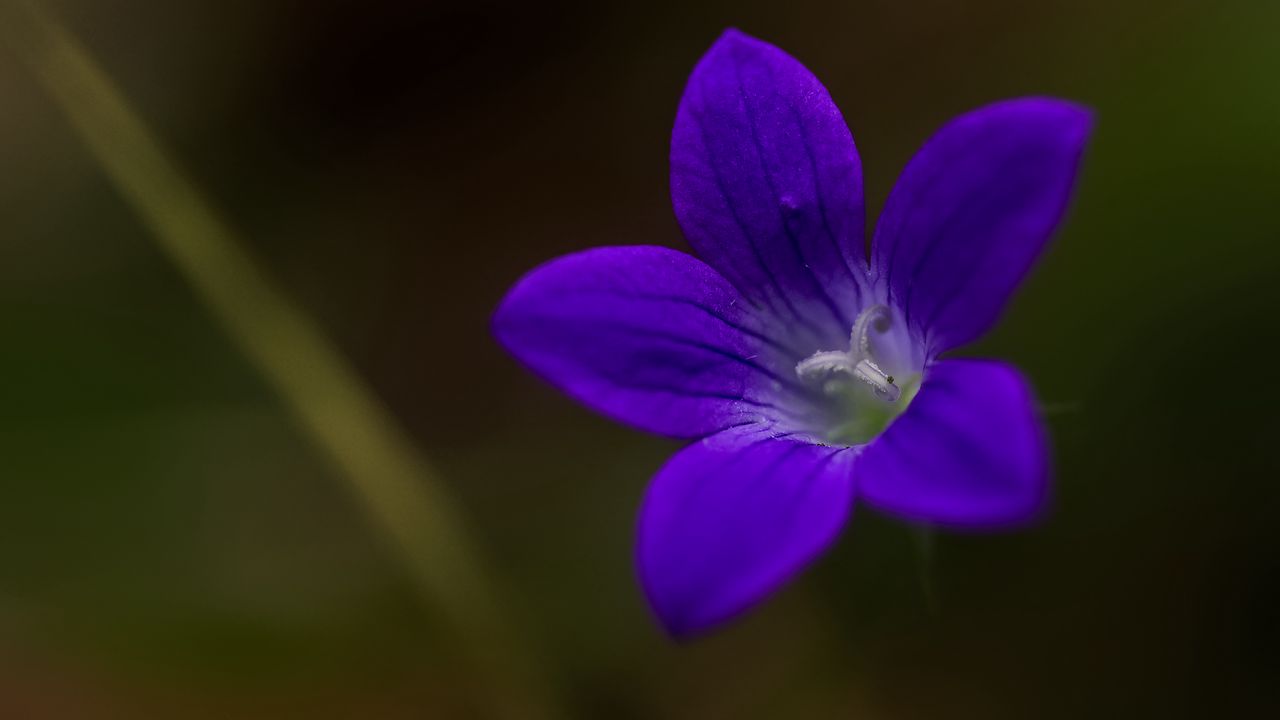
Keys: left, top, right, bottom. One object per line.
{"left": 494, "top": 245, "right": 797, "bottom": 438}
{"left": 637, "top": 424, "right": 857, "bottom": 637}
{"left": 872, "top": 98, "right": 1092, "bottom": 354}
{"left": 856, "top": 359, "right": 1049, "bottom": 528}
{"left": 670, "top": 29, "right": 869, "bottom": 350}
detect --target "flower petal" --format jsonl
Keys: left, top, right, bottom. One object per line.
{"left": 494, "top": 245, "right": 798, "bottom": 438}
{"left": 637, "top": 424, "right": 856, "bottom": 637}
{"left": 670, "top": 29, "right": 868, "bottom": 349}
{"left": 856, "top": 359, "right": 1049, "bottom": 527}
{"left": 872, "top": 98, "right": 1092, "bottom": 354}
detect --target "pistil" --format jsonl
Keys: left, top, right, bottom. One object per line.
{"left": 795, "top": 305, "right": 901, "bottom": 402}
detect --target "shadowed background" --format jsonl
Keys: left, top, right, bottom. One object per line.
{"left": 2, "top": 0, "right": 1278, "bottom": 717}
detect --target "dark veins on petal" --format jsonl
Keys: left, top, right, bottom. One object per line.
{"left": 571, "top": 289, "right": 804, "bottom": 359}
{"left": 727, "top": 60, "right": 853, "bottom": 333}
{"left": 776, "top": 93, "right": 866, "bottom": 309}
{"left": 616, "top": 325, "right": 814, "bottom": 397}
{"left": 684, "top": 102, "right": 831, "bottom": 343}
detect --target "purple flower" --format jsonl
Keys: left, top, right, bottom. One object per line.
{"left": 494, "top": 29, "right": 1091, "bottom": 637}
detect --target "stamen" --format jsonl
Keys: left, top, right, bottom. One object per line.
{"left": 796, "top": 304, "right": 901, "bottom": 402}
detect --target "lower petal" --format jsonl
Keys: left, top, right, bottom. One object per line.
{"left": 857, "top": 359, "right": 1049, "bottom": 528}
{"left": 637, "top": 424, "right": 857, "bottom": 637}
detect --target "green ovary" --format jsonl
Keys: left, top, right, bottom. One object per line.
{"left": 822, "top": 374, "right": 921, "bottom": 446}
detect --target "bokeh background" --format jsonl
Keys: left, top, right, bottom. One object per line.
{"left": 2, "top": 0, "right": 1279, "bottom": 717}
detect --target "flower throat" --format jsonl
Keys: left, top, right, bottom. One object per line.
{"left": 793, "top": 305, "right": 916, "bottom": 446}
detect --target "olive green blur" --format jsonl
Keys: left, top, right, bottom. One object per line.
{"left": 1, "top": 0, "right": 1277, "bottom": 717}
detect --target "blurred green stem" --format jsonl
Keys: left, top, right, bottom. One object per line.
{"left": 911, "top": 527, "right": 938, "bottom": 615}
{"left": 1, "top": 2, "right": 555, "bottom": 716}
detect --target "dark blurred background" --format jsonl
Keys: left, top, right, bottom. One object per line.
{"left": 2, "top": 0, "right": 1279, "bottom": 717}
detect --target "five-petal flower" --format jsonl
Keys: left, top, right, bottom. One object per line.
{"left": 494, "top": 29, "right": 1092, "bottom": 637}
